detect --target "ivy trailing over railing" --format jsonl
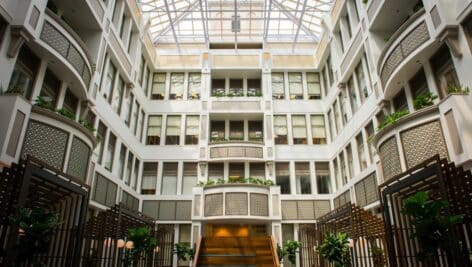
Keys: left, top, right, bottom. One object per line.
{"left": 197, "top": 177, "right": 275, "bottom": 187}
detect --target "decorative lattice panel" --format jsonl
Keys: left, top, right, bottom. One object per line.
{"left": 400, "top": 120, "right": 448, "bottom": 168}
{"left": 41, "top": 22, "right": 68, "bottom": 56}
{"left": 158, "top": 201, "right": 176, "bottom": 220}
{"left": 176, "top": 201, "right": 192, "bottom": 220}
{"left": 67, "top": 137, "right": 91, "bottom": 181}
{"left": 314, "top": 200, "right": 331, "bottom": 218}
{"left": 355, "top": 172, "right": 379, "bottom": 207}
{"left": 210, "top": 146, "right": 263, "bottom": 159}
{"left": 193, "top": 194, "right": 201, "bottom": 216}
{"left": 204, "top": 193, "right": 223, "bottom": 216}
{"left": 22, "top": 120, "right": 68, "bottom": 170}
{"left": 297, "top": 201, "right": 316, "bottom": 220}
{"left": 250, "top": 193, "right": 268, "bottom": 216}
{"left": 379, "top": 136, "right": 402, "bottom": 180}
{"left": 212, "top": 101, "right": 260, "bottom": 110}
{"left": 142, "top": 200, "right": 159, "bottom": 219}
{"left": 334, "top": 190, "right": 351, "bottom": 209}
{"left": 281, "top": 200, "right": 298, "bottom": 220}
{"left": 225, "top": 192, "right": 248, "bottom": 215}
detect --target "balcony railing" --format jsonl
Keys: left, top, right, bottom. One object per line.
{"left": 209, "top": 142, "right": 264, "bottom": 159}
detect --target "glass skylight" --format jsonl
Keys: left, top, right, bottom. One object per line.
{"left": 139, "top": 0, "right": 334, "bottom": 46}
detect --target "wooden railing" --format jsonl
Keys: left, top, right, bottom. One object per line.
{"left": 192, "top": 236, "right": 203, "bottom": 267}
{"left": 270, "top": 235, "right": 280, "bottom": 267}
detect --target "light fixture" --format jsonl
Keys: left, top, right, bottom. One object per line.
{"left": 125, "top": 240, "right": 134, "bottom": 249}
{"left": 231, "top": 15, "right": 241, "bottom": 33}
{"left": 104, "top": 237, "right": 113, "bottom": 247}
{"left": 154, "top": 246, "right": 160, "bottom": 253}
{"left": 348, "top": 238, "right": 354, "bottom": 248}
{"left": 117, "top": 239, "right": 125, "bottom": 248}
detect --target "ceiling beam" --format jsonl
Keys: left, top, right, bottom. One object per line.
{"left": 263, "top": 0, "right": 273, "bottom": 43}
{"left": 292, "top": 0, "right": 308, "bottom": 50}
{"left": 153, "top": 0, "right": 200, "bottom": 41}
{"left": 271, "top": 0, "right": 319, "bottom": 41}
{"left": 199, "top": 0, "right": 209, "bottom": 47}
{"left": 162, "top": 0, "right": 181, "bottom": 51}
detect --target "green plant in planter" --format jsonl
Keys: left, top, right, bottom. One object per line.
{"left": 34, "top": 96, "right": 54, "bottom": 111}
{"left": 127, "top": 227, "right": 157, "bottom": 267}
{"left": 402, "top": 191, "right": 462, "bottom": 264}
{"left": 173, "top": 243, "right": 194, "bottom": 261}
{"left": 447, "top": 84, "right": 470, "bottom": 94}
{"left": 378, "top": 110, "right": 409, "bottom": 130}
{"left": 277, "top": 240, "right": 301, "bottom": 264}
{"left": 413, "top": 1, "right": 424, "bottom": 13}
{"left": 5, "top": 86, "right": 25, "bottom": 96}
{"left": 79, "top": 119, "right": 96, "bottom": 133}
{"left": 317, "top": 233, "right": 350, "bottom": 267}
{"left": 413, "top": 92, "right": 438, "bottom": 110}
{"left": 362, "top": 0, "right": 369, "bottom": 4}
{"left": 9, "top": 207, "right": 61, "bottom": 266}
{"left": 56, "top": 108, "right": 76, "bottom": 120}
{"left": 370, "top": 245, "right": 386, "bottom": 267}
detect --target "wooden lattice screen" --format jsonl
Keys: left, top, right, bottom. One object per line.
{"left": 316, "top": 203, "right": 388, "bottom": 267}
{"left": 81, "top": 203, "right": 163, "bottom": 267}
{"left": 379, "top": 156, "right": 472, "bottom": 267}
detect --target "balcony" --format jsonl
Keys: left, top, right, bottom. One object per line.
{"left": 377, "top": 10, "right": 433, "bottom": 94}
{"left": 192, "top": 184, "right": 281, "bottom": 220}
{"left": 373, "top": 105, "right": 448, "bottom": 181}
{"left": 209, "top": 142, "right": 264, "bottom": 160}
{"left": 39, "top": 10, "right": 93, "bottom": 94}
{"left": 20, "top": 106, "right": 96, "bottom": 182}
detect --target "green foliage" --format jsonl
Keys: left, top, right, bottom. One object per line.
{"left": 413, "top": 92, "right": 438, "bottom": 110}
{"left": 56, "top": 108, "right": 76, "bottom": 120}
{"left": 277, "top": 240, "right": 301, "bottom": 264}
{"left": 127, "top": 227, "right": 158, "bottom": 254}
{"left": 370, "top": 245, "right": 386, "bottom": 267}
{"left": 317, "top": 233, "right": 350, "bottom": 267}
{"left": 79, "top": 119, "right": 96, "bottom": 133}
{"left": 34, "top": 96, "right": 54, "bottom": 110}
{"left": 197, "top": 177, "right": 275, "bottom": 187}
{"left": 447, "top": 84, "right": 470, "bottom": 94}
{"left": 173, "top": 243, "right": 194, "bottom": 261}
{"left": 378, "top": 110, "right": 409, "bottom": 130}
{"left": 402, "top": 191, "right": 463, "bottom": 262}
{"left": 362, "top": 0, "right": 369, "bottom": 4}
{"left": 5, "top": 86, "right": 25, "bottom": 96}
{"left": 9, "top": 207, "right": 61, "bottom": 266}
{"left": 413, "top": 1, "right": 424, "bottom": 13}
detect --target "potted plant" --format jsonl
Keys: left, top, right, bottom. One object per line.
{"left": 317, "top": 232, "right": 350, "bottom": 267}
{"left": 370, "top": 245, "right": 386, "bottom": 267}
{"left": 34, "top": 96, "right": 55, "bottom": 111}
{"left": 447, "top": 84, "right": 470, "bottom": 95}
{"left": 4, "top": 86, "right": 25, "bottom": 96}
{"left": 413, "top": 92, "right": 438, "bottom": 110}
{"left": 9, "top": 207, "right": 61, "bottom": 266}
{"left": 126, "top": 226, "right": 158, "bottom": 267}
{"left": 277, "top": 240, "right": 301, "bottom": 266}
{"left": 402, "top": 191, "right": 462, "bottom": 265}
{"left": 56, "top": 108, "right": 76, "bottom": 121}
{"left": 173, "top": 243, "right": 194, "bottom": 262}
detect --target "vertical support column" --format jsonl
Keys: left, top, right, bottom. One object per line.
{"left": 55, "top": 81, "right": 68, "bottom": 109}
{"left": 30, "top": 59, "right": 48, "bottom": 101}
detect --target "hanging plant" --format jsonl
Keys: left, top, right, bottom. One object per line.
{"left": 317, "top": 233, "right": 350, "bottom": 267}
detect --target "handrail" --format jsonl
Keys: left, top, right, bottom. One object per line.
{"left": 192, "top": 236, "right": 203, "bottom": 267}
{"left": 270, "top": 235, "right": 280, "bottom": 267}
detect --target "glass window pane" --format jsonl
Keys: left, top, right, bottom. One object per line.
{"left": 292, "top": 115, "right": 307, "bottom": 144}
{"left": 166, "top": 115, "right": 181, "bottom": 145}
{"left": 289, "top": 73, "right": 303, "bottom": 99}
{"left": 152, "top": 73, "right": 166, "bottom": 100}
{"left": 208, "top": 163, "right": 224, "bottom": 181}
{"left": 295, "top": 162, "right": 311, "bottom": 194}
{"left": 162, "top": 163, "right": 178, "bottom": 195}
{"left": 250, "top": 163, "right": 265, "bottom": 179}
{"left": 274, "top": 115, "right": 288, "bottom": 144}
{"left": 276, "top": 163, "right": 290, "bottom": 194}
{"left": 188, "top": 73, "right": 201, "bottom": 99}
{"left": 182, "top": 163, "right": 197, "bottom": 195}
{"left": 185, "top": 115, "right": 199, "bottom": 145}
{"left": 169, "top": 73, "right": 184, "bottom": 100}
{"left": 147, "top": 115, "right": 162, "bottom": 145}
{"left": 272, "top": 73, "right": 285, "bottom": 99}
{"left": 311, "top": 115, "right": 326, "bottom": 144}
{"left": 316, "top": 162, "right": 331, "bottom": 194}
{"left": 142, "top": 163, "right": 157, "bottom": 195}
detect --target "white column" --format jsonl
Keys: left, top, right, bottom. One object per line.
{"left": 30, "top": 59, "right": 48, "bottom": 101}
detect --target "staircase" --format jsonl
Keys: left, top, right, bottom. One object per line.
{"left": 195, "top": 236, "right": 278, "bottom": 267}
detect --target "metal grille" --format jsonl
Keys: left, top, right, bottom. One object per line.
{"left": 333, "top": 190, "right": 351, "bottom": 209}
{"left": 314, "top": 200, "right": 331, "bottom": 218}
{"left": 400, "top": 120, "right": 448, "bottom": 168}
{"left": 354, "top": 172, "right": 379, "bottom": 207}
{"left": 210, "top": 146, "right": 263, "bottom": 159}
{"left": 204, "top": 193, "right": 223, "bottom": 216}
{"left": 379, "top": 136, "right": 402, "bottom": 181}
{"left": 22, "top": 120, "right": 68, "bottom": 170}
{"left": 225, "top": 192, "right": 248, "bottom": 215}
{"left": 176, "top": 201, "right": 192, "bottom": 220}
{"left": 142, "top": 200, "right": 159, "bottom": 219}
{"left": 250, "top": 193, "right": 268, "bottom": 216}
{"left": 67, "top": 137, "right": 91, "bottom": 181}
{"left": 212, "top": 101, "right": 261, "bottom": 110}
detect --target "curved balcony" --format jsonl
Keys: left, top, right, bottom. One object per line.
{"left": 192, "top": 184, "right": 281, "bottom": 221}
{"left": 373, "top": 105, "right": 449, "bottom": 181}
{"left": 210, "top": 98, "right": 263, "bottom": 113}
{"left": 208, "top": 141, "right": 264, "bottom": 160}
{"left": 38, "top": 10, "right": 93, "bottom": 96}
{"left": 377, "top": 10, "right": 433, "bottom": 97}
{"left": 21, "top": 106, "right": 96, "bottom": 182}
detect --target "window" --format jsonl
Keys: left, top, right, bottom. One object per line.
{"left": 250, "top": 163, "right": 265, "bottom": 180}
{"left": 92, "top": 173, "right": 117, "bottom": 207}
{"left": 430, "top": 45, "right": 459, "bottom": 98}
{"left": 95, "top": 122, "right": 106, "bottom": 164}
{"left": 63, "top": 90, "right": 78, "bottom": 117}
{"left": 295, "top": 162, "right": 311, "bottom": 194}
{"left": 182, "top": 163, "right": 197, "bottom": 195}
{"left": 166, "top": 115, "right": 181, "bottom": 145}
{"left": 346, "top": 144, "right": 355, "bottom": 178}
{"left": 125, "top": 151, "right": 133, "bottom": 185}
{"left": 137, "top": 110, "right": 144, "bottom": 140}
{"left": 111, "top": 77, "right": 124, "bottom": 114}
{"left": 229, "top": 163, "right": 244, "bottom": 181}
{"left": 138, "top": 56, "right": 145, "bottom": 86}
{"left": 356, "top": 59, "right": 371, "bottom": 101}
{"left": 131, "top": 101, "right": 139, "bottom": 134}
{"left": 292, "top": 115, "right": 307, "bottom": 144}
{"left": 328, "top": 109, "right": 335, "bottom": 139}
{"left": 272, "top": 73, "right": 285, "bottom": 99}
{"left": 276, "top": 163, "right": 290, "bottom": 194}
{"left": 185, "top": 116, "right": 199, "bottom": 145}
{"left": 229, "top": 79, "right": 243, "bottom": 96}
{"left": 210, "top": 121, "right": 225, "bottom": 142}
{"left": 322, "top": 66, "right": 330, "bottom": 95}
{"left": 141, "top": 163, "right": 157, "bottom": 195}
{"left": 307, "top": 73, "right": 321, "bottom": 99}
{"left": 247, "top": 79, "right": 261, "bottom": 96}
{"left": 333, "top": 158, "right": 340, "bottom": 190}
{"left": 336, "top": 29, "right": 344, "bottom": 53}
{"left": 365, "top": 122, "right": 376, "bottom": 158}
{"left": 40, "top": 70, "right": 61, "bottom": 108}
{"left": 340, "top": 93, "right": 348, "bottom": 125}
{"left": 104, "top": 132, "right": 116, "bottom": 171}
{"left": 102, "top": 62, "right": 116, "bottom": 102}
{"left": 340, "top": 152, "right": 348, "bottom": 185}
{"left": 274, "top": 115, "right": 288, "bottom": 144}
{"left": 348, "top": 75, "right": 359, "bottom": 113}
{"left": 119, "top": 13, "right": 127, "bottom": 39}
{"left": 169, "top": 73, "right": 184, "bottom": 100}
{"left": 327, "top": 56, "right": 334, "bottom": 87}
{"left": 334, "top": 100, "right": 342, "bottom": 132}
{"left": 151, "top": 73, "right": 166, "bottom": 99}
{"left": 409, "top": 69, "right": 429, "bottom": 100}
{"left": 311, "top": 115, "right": 326, "bottom": 144}
{"left": 229, "top": 121, "right": 244, "bottom": 140}
{"left": 0, "top": 15, "right": 7, "bottom": 46}
{"left": 188, "top": 73, "right": 201, "bottom": 99}
{"left": 208, "top": 163, "right": 223, "bottom": 181}
{"left": 211, "top": 79, "right": 225, "bottom": 96}
{"left": 143, "top": 67, "right": 150, "bottom": 94}
{"left": 132, "top": 158, "right": 139, "bottom": 190}
{"left": 123, "top": 93, "right": 133, "bottom": 126}
{"left": 8, "top": 46, "right": 39, "bottom": 99}
{"left": 147, "top": 115, "right": 162, "bottom": 145}
{"left": 248, "top": 121, "right": 263, "bottom": 142}
{"left": 118, "top": 144, "right": 126, "bottom": 179}
{"left": 288, "top": 73, "right": 303, "bottom": 99}
{"left": 161, "top": 163, "right": 178, "bottom": 195}
{"left": 316, "top": 162, "right": 331, "bottom": 194}
{"left": 393, "top": 89, "right": 408, "bottom": 112}
{"left": 356, "top": 133, "right": 367, "bottom": 171}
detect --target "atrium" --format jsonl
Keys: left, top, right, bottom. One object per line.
{"left": 0, "top": 0, "right": 471, "bottom": 266}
